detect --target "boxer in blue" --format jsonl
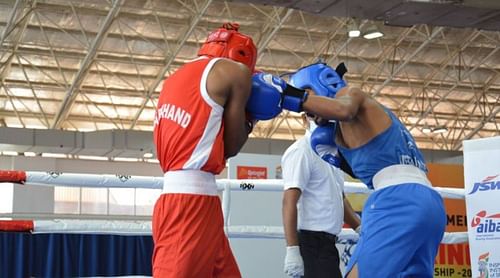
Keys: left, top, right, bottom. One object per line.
{"left": 248, "top": 64, "right": 447, "bottom": 277}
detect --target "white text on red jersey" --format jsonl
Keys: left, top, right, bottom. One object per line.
{"left": 154, "top": 103, "right": 191, "bottom": 128}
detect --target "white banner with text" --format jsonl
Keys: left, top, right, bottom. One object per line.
{"left": 464, "top": 136, "right": 500, "bottom": 278}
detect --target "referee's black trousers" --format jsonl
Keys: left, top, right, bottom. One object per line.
{"left": 298, "top": 230, "right": 342, "bottom": 278}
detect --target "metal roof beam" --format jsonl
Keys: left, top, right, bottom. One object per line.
{"left": 0, "top": 0, "right": 25, "bottom": 47}
{"left": 408, "top": 45, "right": 500, "bottom": 133}
{"left": 372, "top": 27, "right": 444, "bottom": 97}
{"left": 51, "top": 0, "right": 123, "bottom": 129}
{"left": 0, "top": 0, "right": 36, "bottom": 79}
{"left": 129, "top": 0, "right": 213, "bottom": 129}
{"left": 0, "top": 0, "right": 37, "bottom": 128}
{"left": 453, "top": 106, "right": 500, "bottom": 150}
{"left": 252, "top": 7, "right": 293, "bottom": 138}
{"left": 256, "top": 8, "right": 294, "bottom": 55}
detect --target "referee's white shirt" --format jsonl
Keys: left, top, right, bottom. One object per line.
{"left": 282, "top": 133, "right": 345, "bottom": 236}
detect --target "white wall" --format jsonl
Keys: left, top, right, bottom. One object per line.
{"left": 12, "top": 157, "right": 56, "bottom": 214}
{"left": 0, "top": 157, "right": 14, "bottom": 213}
{"left": 227, "top": 153, "right": 287, "bottom": 278}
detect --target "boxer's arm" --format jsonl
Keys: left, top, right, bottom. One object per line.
{"left": 223, "top": 61, "right": 253, "bottom": 158}
{"left": 302, "top": 86, "right": 366, "bottom": 121}
{"left": 343, "top": 194, "right": 361, "bottom": 232}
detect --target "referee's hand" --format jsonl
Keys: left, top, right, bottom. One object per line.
{"left": 284, "top": 246, "right": 304, "bottom": 277}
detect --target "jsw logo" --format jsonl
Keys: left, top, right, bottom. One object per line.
{"left": 468, "top": 174, "right": 500, "bottom": 195}
{"left": 471, "top": 210, "right": 500, "bottom": 233}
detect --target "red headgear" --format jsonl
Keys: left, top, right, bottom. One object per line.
{"left": 198, "top": 23, "right": 257, "bottom": 72}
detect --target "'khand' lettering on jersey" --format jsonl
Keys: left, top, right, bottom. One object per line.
{"left": 154, "top": 103, "right": 191, "bottom": 128}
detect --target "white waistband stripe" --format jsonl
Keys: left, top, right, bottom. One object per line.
{"left": 372, "top": 164, "right": 432, "bottom": 191}
{"left": 163, "top": 170, "right": 218, "bottom": 196}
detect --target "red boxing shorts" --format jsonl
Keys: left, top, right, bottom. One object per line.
{"left": 152, "top": 193, "right": 241, "bottom": 278}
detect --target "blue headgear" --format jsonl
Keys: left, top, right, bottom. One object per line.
{"left": 289, "top": 62, "right": 347, "bottom": 98}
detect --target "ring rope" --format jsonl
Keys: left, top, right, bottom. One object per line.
{"left": 0, "top": 169, "right": 468, "bottom": 244}
{"left": 0, "top": 170, "right": 465, "bottom": 199}
{"left": 0, "top": 220, "right": 468, "bottom": 243}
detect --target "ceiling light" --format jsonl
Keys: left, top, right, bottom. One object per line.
{"left": 77, "top": 155, "right": 109, "bottom": 161}
{"left": 422, "top": 127, "right": 432, "bottom": 134}
{"left": 349, "top": 29, "right": 361, "bottom": 38}
{"left": 113, "top": 157, "right": 140, "bottom": 162}
{"left": 347, "top": 19, "right": 360, "bottom": 38}
{"left": 41, "top": 153, "right": 68, "bottom": 158}
{"left": 143, "top": 152, "right": 154, "bottom": 158}
{"left": 432, "top": 126, "right": 448, "bottom": 134}
{"left": 1, "top": 151, "right": 18, "bottom": 156}
{"left": 363, "top": 24, "right": 384, "bottom": 40}
{"left": 145, "top": 158, "right": 159, "bottom": 164}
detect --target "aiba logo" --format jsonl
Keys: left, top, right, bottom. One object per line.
{"left": 471, "top": 210, "right": 500, "bottom": 234}
{"left": 468, "top": 174, "right": 500, "bottom": 195}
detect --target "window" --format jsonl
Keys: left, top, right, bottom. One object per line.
{"left": 109, "top": 188, "right": 135, "bottom": 215}
{"left": 54, "top": 186, "right": 80, "bottom": 214}
{"left": 54, "top": 186, "right": 161, "bottom": 216}
{"left": 0, "top": 183, "right": 13, "bottom": 214}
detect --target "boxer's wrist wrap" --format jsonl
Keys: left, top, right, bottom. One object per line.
{"left": 283, "top": 84, "right": 309, "bottom": 112}
{"left": 355, "top": 225, "right": 361, "bottom": 234}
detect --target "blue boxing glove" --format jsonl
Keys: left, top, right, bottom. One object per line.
{"left": 310, "top": 122, "right": 357, "bottom": 178}
{"left": 290, "top": 62, "right": 347, "bottom": 98}
{"left": 246, "top": 73, "right": 309, "bottom": 120}
{"left": 310, "top": 122, "right": 341, "bottom": 168}
{"left": 246, "top": 73, "right": 282, "bottom": 120}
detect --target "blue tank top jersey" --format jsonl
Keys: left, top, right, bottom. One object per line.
{"left": 337, "top": 108, "right": 427, "bottom": 189}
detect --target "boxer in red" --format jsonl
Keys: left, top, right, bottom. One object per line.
{"left": 152, "top": 23, "right": 257, "bottom": 278}
{"left": 152, "top": 22, "right": 310, "bottom": 277}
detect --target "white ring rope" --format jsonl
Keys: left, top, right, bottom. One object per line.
{"left": 2, "top": 171, "right": 465, "bottom": 199}
{"left": 0, "top": 170, "right": 468, "bottom": 243}
{"left": 25, "top": 220, "right": 467, "bottom": 244}
{"left": 26, "top": 171, "right": 164, "bottom": 189}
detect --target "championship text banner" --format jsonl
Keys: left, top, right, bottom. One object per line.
{"left": 428, "top": 164, "right": 471, "bottom": 278}
{"left": 464, "top": 136, "right": 500, "bottom": 278}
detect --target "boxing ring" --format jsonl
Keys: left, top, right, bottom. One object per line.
{"left": 0, "top": 170, "right": 468, "bottom": 277}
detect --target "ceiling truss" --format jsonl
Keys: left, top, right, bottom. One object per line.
{"left": 0, "top": 0, "right": 499, "bottom": 150}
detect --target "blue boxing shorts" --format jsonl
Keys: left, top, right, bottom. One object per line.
{"left": 345, "top": 183, "right": 446, "bottom": 278}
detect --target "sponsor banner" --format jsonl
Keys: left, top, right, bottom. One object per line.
{"left": 464, "top": 136, "right": 500, "bottom": 278}
{"left": 427, "top": 163, "right": 472, "bottom": 277}
{"left": 228, "top": 153, "right": 282, "bottom": 180}
{"left": 237, "top": 166, "right": 267, "bottom": 180}
{"left": 434, "top": 244, "right": 471, "bottom": 278}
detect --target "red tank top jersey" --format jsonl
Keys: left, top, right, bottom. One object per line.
{"left": 154, "top": 57, "right": 225, "bottom": 174}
